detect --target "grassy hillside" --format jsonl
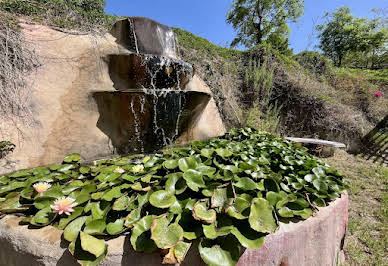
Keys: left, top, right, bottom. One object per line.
{"left": 174, "top": 28, "right": 388, "bottom": 149}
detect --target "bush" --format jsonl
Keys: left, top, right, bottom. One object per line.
{"left": 294, "top": 51, "right": 332, "bottom": 77}
{"left": 0, "top": 141, "right": 15, "bottom": 159}
{"left": 0, "top": 0, "right": 117, "bottom": 31}
{"left": 0, "top": 128, "right": 347, "bottom": 266}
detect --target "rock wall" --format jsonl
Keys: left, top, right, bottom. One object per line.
{"left": 0, "top": 22, "right": 226, "bottom": 175}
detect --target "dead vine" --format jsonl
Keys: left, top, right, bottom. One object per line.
{"left": 0, "top": 12, "right": 40, "bottom": 128}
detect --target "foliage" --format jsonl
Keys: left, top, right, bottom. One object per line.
{"left": 173, "top": 27, "right": 243, "bottom": 60}
{"left": 0, "top": 0, "right": 117, "bottom": 31}
{"left": 0, "top": 128, "right": 347, "bottom": 266}
{"left": 0, "top": 141, "right": 15, "bottom": 159}
{"left": 294, "top": 51, "right": 333, "bottom": 77}
{"left": 317, "top": 6, "right": 388, "bottom": 67}
{"left": 244, "top": 57, "right": 282, "bottom": 134}
{"left": 226, "top": 0, "right": 304, "bottom": 48}
{"left": 173, "top": 27, "right": 245, "bottom": 129}
{"left": 264, "top": 33, "right": 293, "bottom": 56}
{"left": 338, "top": 68, "right": 388, "bottom": 86}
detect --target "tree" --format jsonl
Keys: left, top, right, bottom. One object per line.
{"left": 317, "top": 7, "right": 388, "bottom": 67}
{"left": 226, "top": 0, "right": 304, "bottom": 48}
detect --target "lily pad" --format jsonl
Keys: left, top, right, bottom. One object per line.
{"left": 249, "top": 198, "right": 277, "bottom": 233}
{"left": 151, "top": 215, "right": 184, "bottom": 249}
{"left": 149, "top": 190, "right": 176, "bottom": 209}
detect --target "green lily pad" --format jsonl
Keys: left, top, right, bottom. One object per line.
{"left": 249, "top": 198, "right": 277, "bottom": 233}
{"left": 84, "top": 219, "right": 106, "bottom": 235}
{"left": 106, "top": 218, "right": 125, "bottom": 235}
{"left": 234, "top": 177, "right": 258, "bottom": 190}
{"left": 63, "top": 153, "right": 81, "bottom": 163}
{"left": 203, "top": 223, "right": 233, "bottom": 239}
{"left": 149, "top": 190, "right": 176, "bottom": 208}
{"left": 151, "top": 215, "right": 184, "bottom": 249}
{"left": 183, "top": 170, "right": 205, "bottom": 192}
{"left": 130, "top": 215, "right": 157, "bottom": 253}
{"left": 178, "top": 156, "right": 198, "bottom": 172}
{"left": 193, "top": 201, "right": 216, "bottom": 223}
{"left": 80, "top": 232, "right": 106, "bottom": 258}
{"left": 64, "top": 216, "right": 89, "bottom": 242}
{"left": 199, "top": 237, "right": 240, "bottom": 266}
{"left": 163, "top": 159, "right": 179, "bottom": 169}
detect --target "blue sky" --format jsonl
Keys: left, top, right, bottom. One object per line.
{"left": 105, "top": 0, "right": 387, "bottom": 53}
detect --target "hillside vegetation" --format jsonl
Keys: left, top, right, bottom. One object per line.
{"left": 174, "top": 28, "right": 388, "bottom": 149}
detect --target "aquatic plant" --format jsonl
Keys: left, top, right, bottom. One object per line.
{"left": 0, "top": 128, "right": 348, "bottom": 266}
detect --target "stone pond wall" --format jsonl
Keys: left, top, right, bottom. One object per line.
{"left": 0, "top": 193, "right": 348, "bottom": 266}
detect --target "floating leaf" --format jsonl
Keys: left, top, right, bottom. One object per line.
{"left": 203, "top": 223, "right": 233, "bottom": 239}
{"left": 234, "top": 177, "right": 258, "bottom": 190}
{"left": 63, "top": 153, "right": 81, "bottom": 163}
{"left": 163, "top": 159, "right": 179, "bottom": 169}
{"left": 199, "top": 237, "right": 240, "bottom": 266}
{"left": 231, "top": 225, "right": 265, "bottom": 249}
{"left": 278, "top": 207, "right": 294, "bottom": 218}
{"left": 106, "top": 218, "right": 125, "bottom": 235}
{"left": 130, "top": 215, "right": 157, "bottom": 253}
{"left": 211, "top": 187, "right": 229, "bottom": 208}
{"left": 84, "top": 219, "right": 106, "bottom": 235}
{"left": 124, "top": 208, "right": 141, "bottom": 228}
{"left": 64, "top": 216, "right": 89, "bottom": 242}
{"left": 216, "top": 148, "right": 233, "bottom": 158}
{"left": 178, "top": 157, "right": 198, "bottom": 172}
{"left": 112, "top": 195, "right": 131, "bottom": 211}
{"left": 151, "top": 215, "right": 184, "bottom": 249}
{"left": 193, "top": 201, "right": 216, "bottom": 223}
{"left": 101, "top": 187, "right": 122, "bottom": 201}
{"left": 80, "top": 232, "right": 107, "bottom": 257}
{"left": 150, "top": 190, "right": 176, "bottom": 208}
{"left": 249, "top": 198, "right": 277, "bottom": 233}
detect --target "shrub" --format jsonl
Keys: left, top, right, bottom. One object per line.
{"left": 0, "top": 141, "right": 15, "bottom": 159}
{"left": 0, "top": 128, "right": 347, "bottom": 266}
{"left": 0, "top": 0, "right": 117, "bottom": 31}
{"left": 294, "top": 51, "right": 333, "bottom": 77}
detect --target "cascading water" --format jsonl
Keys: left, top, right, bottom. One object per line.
{"left": 95, "top": 17, "right": 209, "bottom": 155}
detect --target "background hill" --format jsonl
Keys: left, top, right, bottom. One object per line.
{"left": 174, "top": 28, "right": 388, "bottom": 150}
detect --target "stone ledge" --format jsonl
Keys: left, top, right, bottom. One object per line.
{"left": 0, "top": 193, "right": 348, "bottom": 266}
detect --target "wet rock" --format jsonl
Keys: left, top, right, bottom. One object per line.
{"left": 93, "top": 90, "right": 210, "bottom": 154}
{"left": 110, "top": 17, "right": 178, "bottom": 58}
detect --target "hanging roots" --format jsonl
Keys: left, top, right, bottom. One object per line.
{"left": 0, "top": 12, "right": 40, "bottom": 125}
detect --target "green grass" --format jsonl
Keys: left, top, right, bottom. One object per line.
{"left": 335, "top": 68, "right": 388, "bottom": 86}
{"left": 173, "top": 27, "right": 244, "bottom": 60}
{"left": 0, "top": 0, "right": 118, "bottom": 31}
{"left": 324, "top": 151, "right": 388, "bottom": 266}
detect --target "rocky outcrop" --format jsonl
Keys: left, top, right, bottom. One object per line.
{"left": 0, "top": 19, "right": 226, "bottom": 175}
{"left": 0, "top": 193, "right": 348, "bottom": 266}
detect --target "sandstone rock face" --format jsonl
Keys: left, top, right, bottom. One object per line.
{"left": 177, "top": 75, "right": 226, "bottom": 143}
{"left": 0, "top": 193, "right": 348, "bottom": 266}
{"left": 0, "top": 21, "right": 226, "bottom": 175}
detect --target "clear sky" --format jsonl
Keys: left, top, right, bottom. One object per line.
{"left": 105, "top": 0, "right": 387, "bottom": 53}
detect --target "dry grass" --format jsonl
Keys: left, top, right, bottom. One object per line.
{"left": 324, "top": 150, "right": 388, "bottom": 266}
{"left": 0, "top": 12, "right": 40, "bottom": 130}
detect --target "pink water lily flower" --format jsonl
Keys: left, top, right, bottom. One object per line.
{"left": 33, "top": 182, "right": 51, "bottom": 194}
{"left": 50, "top": 197, "right": 78, "bottom": 215}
